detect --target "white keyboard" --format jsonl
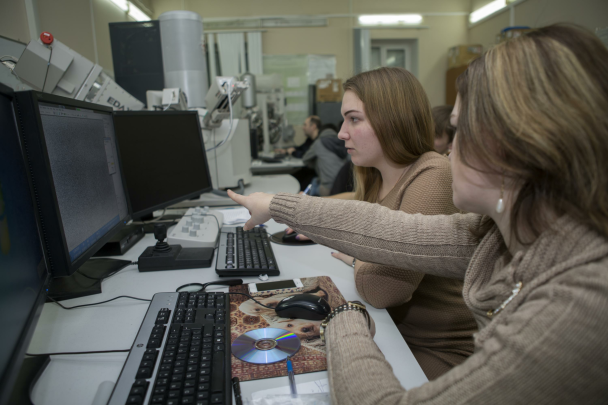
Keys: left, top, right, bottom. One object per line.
{"left": 167, "top": 206, "right": 224, "bottom": 248}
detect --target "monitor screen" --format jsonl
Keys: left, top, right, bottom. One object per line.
{"left": 112, "top": 111, "right": 212, "bottom": 219}
{"left": 0, "top": 85, "right": 49, "bottom": 405}
{"left": 14, "top": 91, "right": 130, "bottom": 277}
{"left": 37, "top": 102, "right": 129, "bottom": 262}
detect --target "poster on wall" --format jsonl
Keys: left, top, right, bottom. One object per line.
{"left": 263, "top": 54, "right": 336, "bottom": 127}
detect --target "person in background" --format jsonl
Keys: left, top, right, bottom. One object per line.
{"left": 276, "top": 116, "right": 322, "bottom": 191}
{"left": 302, "top": 123, "right": 349, "bottom": 196}
{"left": 292, "top": 67, "right": 478, "bottom": 379}
{"left": 275, "top": 115, "right": 321, "bottom": 158}
{"left": 229, "top": 23, "right": 608, "bottom": 404}
{"left": 432, "top": 105, "right": 455, "bottom": 155}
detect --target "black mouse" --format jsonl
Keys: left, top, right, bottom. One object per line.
{"left": 282, "top": 232, "right": 300, "bottom": 243}
{"left": 275, "top": 293, "right": 331, "bottom": 320}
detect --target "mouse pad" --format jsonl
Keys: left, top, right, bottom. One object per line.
{"left": 269, "top": 230, "right": 317, "bottom": 246}
{"left": 229, "top": 276, "right": 346, "bottom": 381}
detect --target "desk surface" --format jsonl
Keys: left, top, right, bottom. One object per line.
{"left": 29, "top": 221, "right": 427, "bottom": 405}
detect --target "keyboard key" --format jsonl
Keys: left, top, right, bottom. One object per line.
{"left": 182, "top": 397, "right": 195, "bottom": 404}
{"left": 211, "top": 351, "right": 224, "bottom": 393}
{"left": 126, "top": 394, "right": 143, "bottom": 404}
{"left": 211, "top": 393, "right": 223, "bottom": 403}
{"left": 136, "top": 367, "right": 152, "bottom": 379}
{"left": 151, "top": 394, "right": 165, "bottom": 403}
{"left": 198, "top": 383, "right": 209, "bottom": 391}
{"left": 132, "top": 379, "right": 148, "bottom": 387}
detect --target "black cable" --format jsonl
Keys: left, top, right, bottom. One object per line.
{"left": 75, "top": 261, "right": 138, "bottom": 281}
{"left": 48, "top": 295, "right": 151, "bottom": 310}
{"left": 41, "top": 46, "right": 52, "bottom": 92}
{"left": 226, "top": 292, "right": 275, "bottom": 309}
{"left": 26, "top": 349, "right": 130, "bottom": 357}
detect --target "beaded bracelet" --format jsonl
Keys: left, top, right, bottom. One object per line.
{"left": 319, "top": 301, "right": 371, "bottom": 343}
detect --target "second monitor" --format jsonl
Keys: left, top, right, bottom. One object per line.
{"left": 112, "top": 110, "right": 213, "bottom": 220}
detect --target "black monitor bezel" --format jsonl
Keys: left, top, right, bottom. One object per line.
{"left": 112, "top": 110, "right": 213, "bottom": 220}
{"left": 13, "top": 91, "right": 132, "bottom": 277}
{"left": 0, "top": 83, "right": 51, "bottom": 405}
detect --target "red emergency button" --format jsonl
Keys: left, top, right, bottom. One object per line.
{"left": 40, "top": 32, "right": 54, "bottom": 45}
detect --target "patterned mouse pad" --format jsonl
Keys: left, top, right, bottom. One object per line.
{"left": 229, "top": 276, "right": 346, "bottom": 381}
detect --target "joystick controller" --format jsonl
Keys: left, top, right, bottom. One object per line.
{"left": 138, "top": 224, "right": 215, "bottom": 272}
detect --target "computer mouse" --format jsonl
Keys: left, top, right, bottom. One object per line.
{"left": 282, "top": 232, "right": 299, "bottom": 243}
{"left": 275, "top": 293, "right": 331, "bottom": 320}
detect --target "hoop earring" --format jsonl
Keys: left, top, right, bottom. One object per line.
{"left": 496, "top": 177, "right": 505, "bottom": 214}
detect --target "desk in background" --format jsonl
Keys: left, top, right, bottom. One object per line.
{"left": 170, "top": 174, "right": 300, "bottom": 208}
{"left": 250, "top": 158, "right": 305, "bottom": 175}
{"left": 28, "top": 221, "right": 427, "bottom": 405}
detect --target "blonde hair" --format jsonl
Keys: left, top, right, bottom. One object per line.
{"left": 456, "top": 24, "right": 608, "bottom": 241}
{"left": 343, "top": 67, "right": 434, "bottom": 202}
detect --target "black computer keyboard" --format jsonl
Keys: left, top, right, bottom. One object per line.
{"left": 216, "top": 226, "right": 280, "bottom": 277}
{"left": 107, "top": 292, "right": 231, "bottom": 405}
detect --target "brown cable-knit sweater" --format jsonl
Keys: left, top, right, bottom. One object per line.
{"left": 269, "top": 195, "right": 608, "bottom": 404}
{"left": 355, "top": 152, "right": 476, "bottom": 379}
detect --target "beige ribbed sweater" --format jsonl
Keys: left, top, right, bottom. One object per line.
{"left": 356, "top": 152, "right": 476, "bottom": 380}
{"left": 269, "top": 195, "right": 608, "bottom": 404}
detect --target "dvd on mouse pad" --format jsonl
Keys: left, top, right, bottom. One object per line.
{"left": 229, "top": 276, "right": 346, "bottom": 381}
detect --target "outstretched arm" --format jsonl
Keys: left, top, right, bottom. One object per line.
{"left": 228, "top": 191, "right": 480, "bottom": 279}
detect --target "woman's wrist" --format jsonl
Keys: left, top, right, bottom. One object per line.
{"left": 320, "top": 301, "right": 370, "bottom": 343}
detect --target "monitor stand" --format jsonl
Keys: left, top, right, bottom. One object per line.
{"left": 46, "top": 258, "right": 131, "bottom": 302}
{"left": 8, "top": 355, "right": 50, "bottom": 405}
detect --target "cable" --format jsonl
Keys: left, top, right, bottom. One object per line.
{"left": 26, "top": 349, "right": 130, "bottom": 357}
{"left": 48, "top": 295, "right": 151, "bottom": 310}
{"left": 201, "top": 283, "right": 276, "bottom": 309}
{"left": 41, "top": 46, "right": 53, "bottom": 93}
{"left": 225, "top": 292, "right": 276, "bottom": 309}
{"left": 75, "top": 261, "right": 138, "bottom": 281}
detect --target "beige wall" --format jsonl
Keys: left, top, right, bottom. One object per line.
{"left": 152, "top": 0, "right": 471, "bottom": 106}
{"left": 368, "top": 15, "right": 469, "bottom": 106}
{"left": 469, "top": 0, "right": 608, "bottom": 49}
{"left": 0, "top": 0, "right": 30, "bottom": 43}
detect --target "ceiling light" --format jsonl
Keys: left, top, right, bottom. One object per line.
{"left": 110, "top": 0, "right": 128, "bottom": 11}
{"left": 358, "top": 14, "right": 423, "bottom": 26}
{"left": 128, "top": 3, "right": 150, "bottom": 21}
{"left": 470, "top": 0, "right": 506, "bottom": 23}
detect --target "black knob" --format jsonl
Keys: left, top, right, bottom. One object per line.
{"left": 154, "top": 224, "right": 167, "bottom": 242}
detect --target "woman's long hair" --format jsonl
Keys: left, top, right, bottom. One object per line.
{"left": 343, "top": 67, "right": 434, "bottom": 202}
{"left": 456, "top": 23, "right": 608, "bottom": 242}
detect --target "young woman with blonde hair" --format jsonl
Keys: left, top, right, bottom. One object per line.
{"left": 230, "top": 23, "right": 608, "bottom": 403}
{"left": 291, "top": 67, "right": 477, "bottom": 380}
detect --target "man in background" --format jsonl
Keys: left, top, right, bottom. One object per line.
{"left": 275, "top": 116, "right": 322, "bottom": 158}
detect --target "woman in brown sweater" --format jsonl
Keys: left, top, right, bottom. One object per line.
{"left": 230, "top": 24, "right": 608, "bottom": 404}
{"left": 328, "top": 68, "right": 476, "bottom": 379}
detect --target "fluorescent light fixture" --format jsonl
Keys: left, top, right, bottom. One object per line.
{"left": 358, "top": 14, "right": 423, "bottom": 26}
{"left": 128, "top": 2, "right": 150, "bottom": 21}
{"left": 470, "top": 0, "right": 506, "bottom": 23}
{"left": 110, "top": 0, "right": 128, "bottom": 11}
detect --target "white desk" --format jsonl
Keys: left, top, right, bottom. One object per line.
{"left": 171, "top": 174, "right": 300, "bottom": 208}
{"left": 29, "top": 220, "right": 427, "bottom": 405}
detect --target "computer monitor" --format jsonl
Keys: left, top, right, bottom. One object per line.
{"left": 112, "top": 111, "right": 213, "bottom": 219}
{"left": 0, "top": 84, "right": 50, "bottom": 405}
{"left": 13, "top": 91, "right": 131, "bottom": 280}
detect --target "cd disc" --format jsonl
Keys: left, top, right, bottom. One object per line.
{"left": 232, "top": 328, "right": 301, "bottom": 364}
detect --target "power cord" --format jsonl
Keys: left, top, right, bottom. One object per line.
{"left": 41, "top": 46, "right": 53, "bottom": 92}
{"left": 48, "top": 295, "right": 151, "bottom": 310}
